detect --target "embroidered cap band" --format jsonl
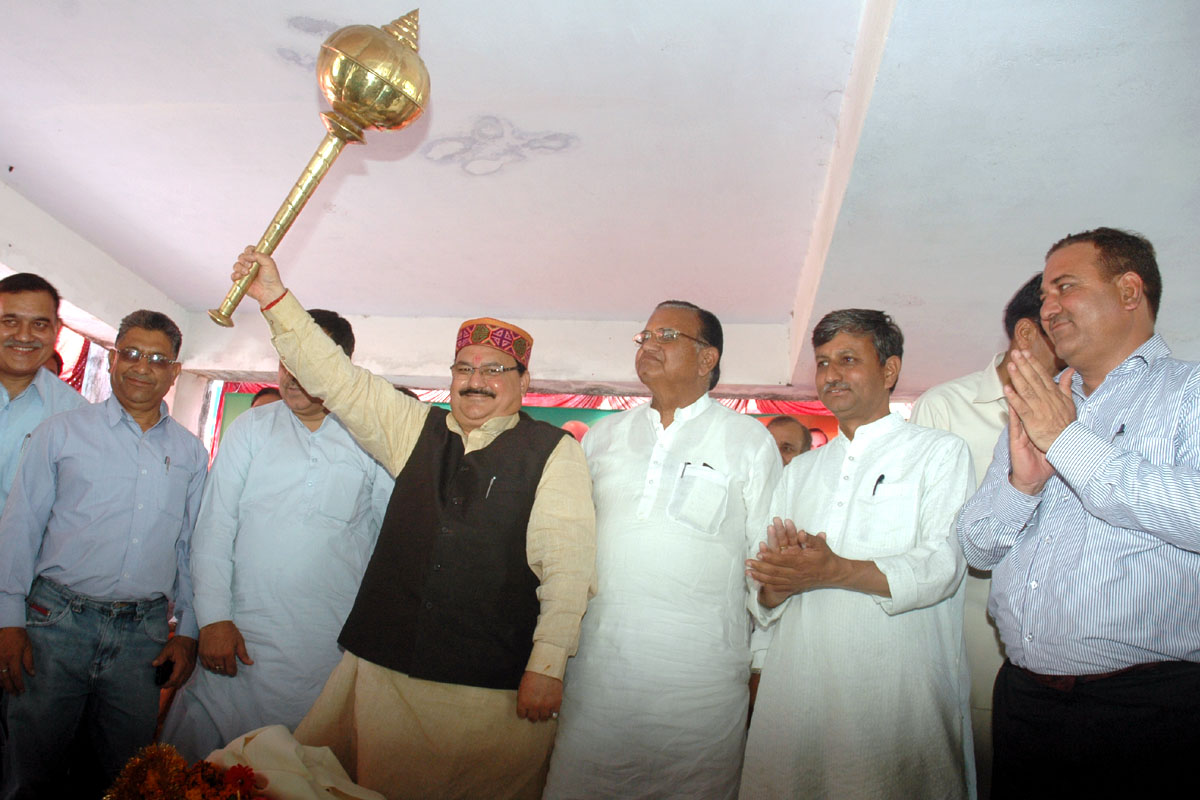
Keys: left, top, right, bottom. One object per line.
{"left": 455, "top": 318, "right": 533, "bottom": 367}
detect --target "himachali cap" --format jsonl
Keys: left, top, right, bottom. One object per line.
{"left": 455, "top": 317, "right": 534, "bottom": 367}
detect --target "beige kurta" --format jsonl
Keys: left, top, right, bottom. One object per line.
{"left": 264, "top": 293, "right": 597, "bottom": 800}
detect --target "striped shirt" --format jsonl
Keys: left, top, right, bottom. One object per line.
{"left": 957, "top": 334, "right": 1200, "bottom": 675}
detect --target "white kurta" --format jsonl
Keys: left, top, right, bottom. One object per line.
{"left": 544, "top": 395, "right": 781, "bottom": 800}
{"left": 740, "top": 413, "right": 975, "bottom": 800}
{"left": 162, "top": 401, "right": 392, "bottom": 761}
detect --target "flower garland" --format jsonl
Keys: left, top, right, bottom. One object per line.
{"left": 104, "top": 743, "right": 265, "bottom": 800}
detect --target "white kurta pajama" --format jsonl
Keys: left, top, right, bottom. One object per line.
{"left": 544, "top": 395, "right": 781, "bottom": 800}
{"left": 162, "top": 401, "right": 392, "bottom": 761}
{"left": 740, "top": 413, "right": 975, "bottom": 800}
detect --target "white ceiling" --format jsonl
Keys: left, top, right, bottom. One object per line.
{"left": 2, "top": 0, "right": 1198, "bottom": 399}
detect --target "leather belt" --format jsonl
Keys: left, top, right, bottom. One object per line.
{"left": 1016, "top": 661, "right": 1165, "bottom": 692}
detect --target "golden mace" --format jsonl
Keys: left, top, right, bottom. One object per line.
{"left": 209, "top": 10, "right": 430, "bottom": 326}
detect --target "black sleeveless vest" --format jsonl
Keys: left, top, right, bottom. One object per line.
{"left": 338, "top": 408, "right": 568, "bottom": 690}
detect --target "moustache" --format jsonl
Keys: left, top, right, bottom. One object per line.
{"left": 459, "top": 388, "right": 496, "bottom": 399}
{"left": 821, "top": 382, "right": 851, "bottom": 393}
{"left": 3, "top": 338, "right": 43, "bottom": 348}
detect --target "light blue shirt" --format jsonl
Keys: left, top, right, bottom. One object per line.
{"left": 190, "top": 399, "right": 392, "bottom": 626}
{"left": 957, "top": 335, "right": 1200, "bottom": 674}
{"left": 0, "top": 368, "right": 87, "bottom": 509}
{"left": 0, "top": 394, "right": 208, "bottom": 637}
{"left": 162, "top": 399, "right": 392, "bottom": 760}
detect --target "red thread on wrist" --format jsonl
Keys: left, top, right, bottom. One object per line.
{"left": 262, "top": 289, "right": 288, "bottom": 312}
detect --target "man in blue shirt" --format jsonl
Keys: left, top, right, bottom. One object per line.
{"left": 0, "top": 273, "right": 87, "bottom": 510}
{"left": 0, "top": 309, "right": 208, "bottom": 798}
{"left": 958, "top": 228, "right": 1200, "bottom": 797}
{"left": 161, "top": 309, "right": 391, "bottom": 761}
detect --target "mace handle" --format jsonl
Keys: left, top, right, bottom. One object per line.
{"left": 209, "top": 132, "right": 349, "bottom": 327}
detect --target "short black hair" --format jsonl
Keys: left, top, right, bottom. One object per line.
{"left": 811, "top": 308, "right": 903, "bottom": 364}
{"left": 308, "top": 309, "right": 355, "bottom": 356}
{"left": 251, "top": 386, "right": 281, "bottom": 404}
{"left": 655, "top": 300, "right": 723, "bottom": 390}
{"left": 1003, "top": 273, "right": 1044, "bottom": 340}
{"left": 1046, "top": 227, "right": 1162, "bottom": 320}
{"left": 0, "top": 273, "right": 62, "bottom": 315}
{"left": 117, "top": 310, "right": 183, "bottom": 358}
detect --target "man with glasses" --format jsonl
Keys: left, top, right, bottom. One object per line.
{"left": 0, "top": 309, "right": 207, "bottom": 797}
{"left": 543, "top": 301, "right": 781, "bottom": 800}
{"left": 227, "top": 250, "right": 596, "bottom": 800}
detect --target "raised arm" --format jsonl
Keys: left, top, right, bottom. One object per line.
{"left": 230, "top": 248, "right": 428, "bottom": 475}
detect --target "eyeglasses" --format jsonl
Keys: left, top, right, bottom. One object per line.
{"left": 450, "top": 364, "right": 521, "bottom": 379}
{"left": 114, "top": 347, "right": 177, "bottom": 370}
{"left": 633, "top": 328, "right": 711, "bottom": 348}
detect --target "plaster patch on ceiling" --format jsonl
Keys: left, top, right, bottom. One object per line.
{"left": 277, "top": 48, "right": 317, "bottom": 71}
{"left": 422, "top": 116, "right": 576, "bottom": 176}
{"left": 277, "top": 16, "right": 339, "bottom": 71}
{"left": 288, "top": 16, "right": 339, "bottom": 36}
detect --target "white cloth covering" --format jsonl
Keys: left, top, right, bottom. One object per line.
{"left": 207, "top": 724, "right": 386, "bottom": 800}
{"left": 161, "top": 401, "right": 392, "bottom": 761}
{"left": 740, "top": 413, "right": 975, "bottom": 800}
{"left": 544, "top": 395, "right": 781, "bottom": 800}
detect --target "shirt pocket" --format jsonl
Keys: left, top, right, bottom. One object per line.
{"left": 843, "top": 481, "right": 920, "bottom": 558}
{"left": 667, "top": 463, "right": 730, "bottom": 534}
{"left": 317, "top": 466, "right": 371, "bottom": 523}
{"left": 156, "top": 470, "right": 192, "bottom": 521}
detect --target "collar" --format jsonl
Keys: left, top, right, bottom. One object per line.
{"left": 975, "top": 352, "right": 1007, "bottom": 405}
{"left": 101, "top": 393, "right": 171, "bottom": 432}
{"left": 835, "top": 411, "right": 903, "bottom": 448}
{"left": 645, "top": 392, "right": 712, "bottom": 429}
{"left": 1, "top": 368, "right": 51, "bottom": 405}
{"left": 1070, "top": 334, "right": 1168, "bottom": 396}
{"left": 446, "top": 410, "right": 521, "bottom": 440}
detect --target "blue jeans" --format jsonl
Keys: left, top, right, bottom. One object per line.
{"left": 1, "top": 577, "right": 169, "bottom": 800}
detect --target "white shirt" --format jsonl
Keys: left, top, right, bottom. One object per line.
{"left": 910, "top": 353, "right": 1006, "bottom": 490}
{"left": 544, "top": 394, "right": 781, "bottom": 800}
{"left": 740, "top": 413, "right": 975, "bottom": 800}
{"left": 161, "top": 401, "right": 392, "bottom": 761}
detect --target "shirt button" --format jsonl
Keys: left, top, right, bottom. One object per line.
{"left": 141, "top": 469, "right": 147, "bottom": 475}
{"left": 1025, "top": 633, "right": 1034, "bottom": 642}
{"left": 136, "top": 503, "right": 143, "bottom": 510}
{"left": 1043, "top": 535, "right": 1053, "bottom": 544}
{"left": 842, "top": 475, "right": 849, "bottom": 481}
{"left": 307, "top": 481, "right": 313, "bottom": 487}
{"left": 1030, "top": 580, "right": 1039, "bottom": 589}
{"left": 837, "top": 501, "right": 844, "bottom": 507}
{"left": 132, "top": 538, "right": 139, "bottom": 544}
{"left": 433, "top": 563, "right": 442, "bottom": 570}
{"left": 424, "top": 601, "right": 434, "bottom": 610}
{"left": 848, "top": 456, "right": 855, "bottom": 461}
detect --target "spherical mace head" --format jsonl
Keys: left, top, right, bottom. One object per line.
{"left": 316, "top": 10, "right": 430, "bottom": 139}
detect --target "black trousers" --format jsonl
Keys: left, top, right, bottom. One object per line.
{"left": 991, "top": 659, "right": 1200, "bottom": 799}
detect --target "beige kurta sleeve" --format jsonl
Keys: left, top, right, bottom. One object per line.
{"left": 263, "top": 291, "right": 429, "bottom": 476}
{"left": 523, "top": 435, "right": 597, "bottom": 681}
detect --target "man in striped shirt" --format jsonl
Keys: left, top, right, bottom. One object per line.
{"left": 957, "top": 227, "right": 1200, "bottom": 798}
